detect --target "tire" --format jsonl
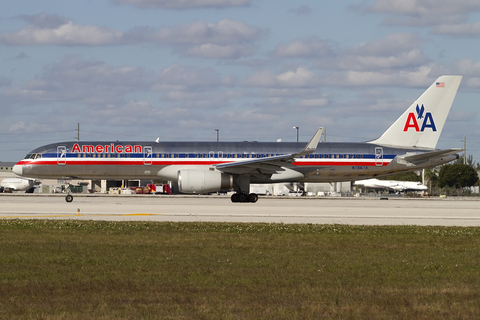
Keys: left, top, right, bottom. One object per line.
{"left": 65, "top": 194, "right": 73, "bottom": 203}
{"left": 238, "top": 193, "right": 247, "bottom": 202}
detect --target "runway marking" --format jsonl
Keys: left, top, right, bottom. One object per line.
{"left": 1, "top": 214, "right": 479, "bottom": 221}
{"left": 0, "top": 215, "right": 81, "bottom": 218}
{"left": 0, "top": 213, "right": 163, "bottom": 219}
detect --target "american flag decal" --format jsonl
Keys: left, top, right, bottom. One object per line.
{"left": 436, "top": 82, "right": 445, "bottom": 87}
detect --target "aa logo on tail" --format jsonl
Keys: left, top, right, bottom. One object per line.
{"left": 403, "top": 104, "right": 436, "bottom": 132}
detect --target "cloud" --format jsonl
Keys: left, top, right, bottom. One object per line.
{"left": 275, "top": 33, "right": 429, "bottom": 72}
{"left": 367, "top": 0, "right": 480, "bottom": 29}
{"left": 274, "top": 38, "right": 337, "bottom": 58}
{"left": 242, "top": 67, "right": 320, "bottom": 88}
{"left": 3, "top": 55, "right": 149, "bottom": 105}
{"left": 19, "top": 13, "right": 69, "bottom": 29}
{"left": 184, "top": 43, "right": 255, "bottom": 59}
{"left": 111, "top": 0, "right": 252, "bottom": 9}
{"left": 0, "top": 14, "right": 123, "bottom": 46}
{"left": 2, "top": 56, "right": 238, "bottom": 115}
{"left": 333, "top": 33, "right": 429, "bottom": 71}
{"left": 143, "top": 19, "right": 262, "bottom": 59}
{"left": 0, "top": 15, "right": 261, "bottom": 59}
{"left": 0, "top": 77, "right": 11, "bottom": 87}
{"left": 0, "top": 56, "right": 246, "bottom": 137}
{"left": 289, "top": 5, "right": 312, "bottom": 15}
{"left": 85, "top": 100, "right": 161, "bottom": 126}
{"left": 432, "top": 22, "right": 480, "bottom": 37}
{"left": 152, "top": 64, "right": 227, "bottom": 92}
{"left": 15, "top": 52, "right": 28, "bottom": 60}
{"left": 143, "top": 19, "right": 261, "bottom": 45}
{"left": 296, "top": 97, "right": 329, "bottom": 108}
{"left": 323, "top": 66, "right": 437, "bottom": 88}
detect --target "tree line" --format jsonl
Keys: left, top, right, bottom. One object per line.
{"left": 378, "top": 155, "right": 479, "bottom": 196}
{"left": 425, "top": 155, "right": 479, "bottom": 196}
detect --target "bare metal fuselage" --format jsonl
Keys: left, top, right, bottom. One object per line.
{"left": 14, "top": 140, "right": 457, "bottom": 183}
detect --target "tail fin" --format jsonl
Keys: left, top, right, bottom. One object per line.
{"left": 368, "top": 75, "right": 462, "bottom": 149}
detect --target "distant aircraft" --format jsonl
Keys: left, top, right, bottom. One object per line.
{"left": 12, "top": 76, "right": 462, "bottom": 203}
{"left": 354, "top": 178, "right": 427, "bottom": 192}
{"left": 1, "top": 177, "right": 36, "bottom": 193}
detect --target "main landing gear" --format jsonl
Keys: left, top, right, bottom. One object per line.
{"left": 231, "top": 193, "right": 258, "bottom": 203}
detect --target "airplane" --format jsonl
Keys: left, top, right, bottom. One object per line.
{"left": 12, "top": 75, "right": 462, "bottom": 203}
{"left": 1, "top": 177, "right": 37, "bottom": 193}
{"left": 354, "top": 178, "right": 428, "bottom": 192}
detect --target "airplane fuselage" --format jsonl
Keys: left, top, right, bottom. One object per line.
{"left": 13, "top": 140, "right": 457, "bottom": 183}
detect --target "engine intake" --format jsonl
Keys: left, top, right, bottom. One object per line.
{"left": 178, "top": 169, "right": 233, "bottom": 194}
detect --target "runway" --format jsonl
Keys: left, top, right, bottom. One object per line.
{"left": 1, "top": 194, "right": 480, "bottom": 226}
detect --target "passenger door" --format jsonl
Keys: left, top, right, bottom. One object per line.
{"left": 375, "top": 147, "right": 383, "bottom": 167}
{"left": 144, "top": 146, "right": 152, "bottom": 165}
{"left": 57, "top": 146, "right": 67, "bottom": 165}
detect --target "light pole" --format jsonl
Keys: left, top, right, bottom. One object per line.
{"left": 215, "top": 129, "right": 219, "bottom": 142}
{"left": 293, "top": 126, "right": 299, "bottom": 142}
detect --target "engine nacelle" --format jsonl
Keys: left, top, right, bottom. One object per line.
{"left": 178, "top": 169, "right": 233, "bottom": 194}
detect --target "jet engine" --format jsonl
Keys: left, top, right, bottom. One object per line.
{"left": 178, "top": 169, "right": 233, "bottom": 194}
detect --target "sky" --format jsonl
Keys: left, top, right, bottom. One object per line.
{"left": 1, "top": 0, "right": 480, "bottom": 163}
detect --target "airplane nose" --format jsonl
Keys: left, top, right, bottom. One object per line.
{"left": 12, "top": 164, "right": 23, "bottom": 176}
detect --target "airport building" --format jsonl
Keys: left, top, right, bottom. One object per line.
{"left": 0, "top": 162, "right": 14, "bottom": 172}
{"left": 0, "top": 162, "right": 15, "bottom": 180}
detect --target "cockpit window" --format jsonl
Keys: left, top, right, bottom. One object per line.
{"left": 23, "top": 153, "right": 42, "bottom": 159}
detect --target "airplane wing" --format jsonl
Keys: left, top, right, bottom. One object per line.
{"left": 397, "top": 148, "right": 462, "bottom": 165}
{"left": 215, "top": 127, "right": 323, "bottom": 175}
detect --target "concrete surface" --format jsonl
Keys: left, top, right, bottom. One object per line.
{"left": 1, "top": 194, "right": 479, "bottom": 226}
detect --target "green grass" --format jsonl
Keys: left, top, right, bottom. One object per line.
{"left": 1, "top": 221, "right": 480, "bottom": 319}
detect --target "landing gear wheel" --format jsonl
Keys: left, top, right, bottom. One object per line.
{"left": 65, "top": 194, "right": 73, "bottom": 203}
{"left": 238, "top": 193, "right": 247, "bottom": 202}
{"left": 231, "top": 193, "right": 258, "bottom": 203}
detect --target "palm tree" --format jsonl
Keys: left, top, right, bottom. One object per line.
{"left": 424, "top": 168, "right": 439, "bottom": 195}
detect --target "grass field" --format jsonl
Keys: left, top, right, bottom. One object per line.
{"left": 1, "top": 220, "right": 480, "bottom": 319}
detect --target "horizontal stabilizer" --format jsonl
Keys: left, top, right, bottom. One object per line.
{"left": 398, "top": 148, "right": 462, "bottom": 165}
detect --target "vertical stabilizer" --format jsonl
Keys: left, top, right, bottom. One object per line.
{"left": 368, "top": 75, "right": 462, "bottom": 149}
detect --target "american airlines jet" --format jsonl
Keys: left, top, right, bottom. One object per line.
{"left": 13, "top": 76, "right": 462, "bottom": 203}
